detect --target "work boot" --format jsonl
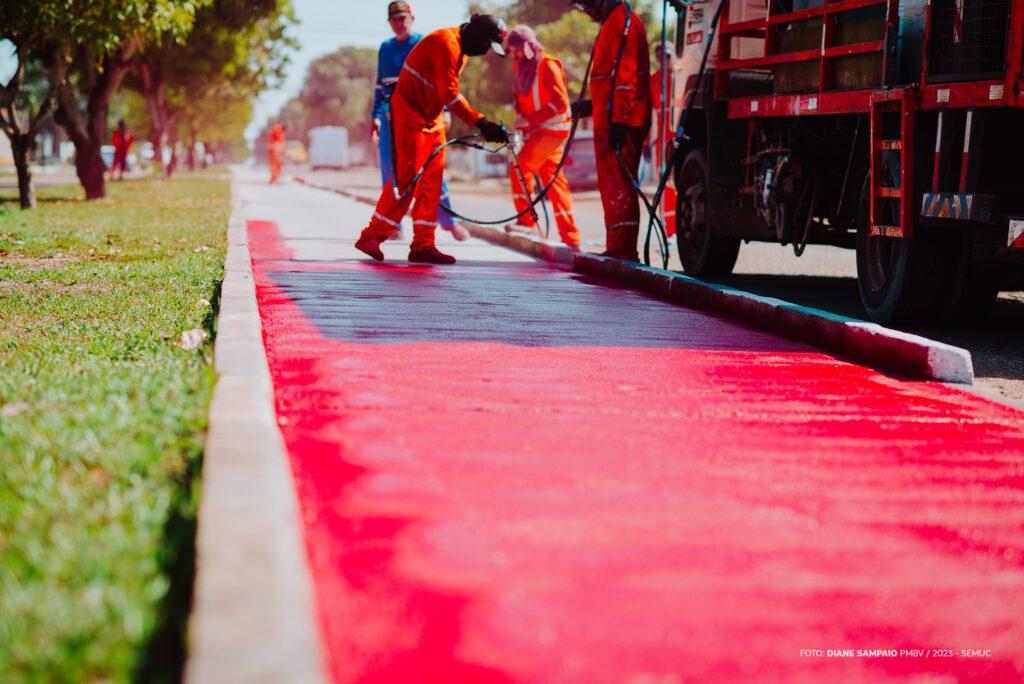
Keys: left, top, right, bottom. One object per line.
{"left": 408, "top": 246, "right": 456, "bottom": 265}
{"left": 355, "top": 235, "right": 384, "bottom": 261}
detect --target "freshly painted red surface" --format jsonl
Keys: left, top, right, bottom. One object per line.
{"left": 248, "top": 219, "right": 1024, "bottom": 683}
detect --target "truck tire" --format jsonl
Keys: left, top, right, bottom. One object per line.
{"left": 855, "top": 176, "right": 958, "bottom": 324}
{"left": 676, "top": 149, "right": 740, "bottom": 276}
{"left": 944, "top": 231, "right": 999, "bottom": 323}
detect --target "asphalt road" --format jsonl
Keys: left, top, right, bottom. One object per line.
{"left": 303, "top": 164, "right": 1024, "bottom": 405}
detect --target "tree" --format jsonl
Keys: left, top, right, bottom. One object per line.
{"left": 0, "top": 2, "right": 72, "bottom": 208}
{"left": 127, "top": 0, "right": 294, "bottom": 176}
{"left": 54, "top": 0, "right": 208, "bottom": 199}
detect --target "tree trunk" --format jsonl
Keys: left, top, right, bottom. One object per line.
{"left": 11, "top": 135, "right": 35, "bottom": 209}
{"left": 76, "top": 147, "right": 108, "bottom": 199}
{"left": 149, "top": 126, "right": 165, "bottom": 175}
{"left": 54, "top": 42, "right": 139, "bottom": 200}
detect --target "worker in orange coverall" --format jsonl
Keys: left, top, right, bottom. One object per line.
{"left": 355, "top": 14, "right": 510, "bottom": 265}
{"left": 267, "top": 123, "right": 285, "bottom": 184}
{"left": 570, "top": 0, "right": 651, "bottom": 261}
{"left": 504, "top": 25, "right": 581, "bottom": 249}
{"left": 110, "top": 119, "right": 134, "bottom": 180}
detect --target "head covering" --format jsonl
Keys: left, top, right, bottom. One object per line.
{"left": 388, "top": 1, "right": 411, "bottom": 18}
{"left": 507, "top": 25, "right": 544, "bottom": 96}
{"left": 570, "top": 0, "right": 621, "bottom": 22}
{"left": 461, "top": 13, "right": 507, "bottom": 57}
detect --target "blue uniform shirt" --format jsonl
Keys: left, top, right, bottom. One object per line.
{"left": 372, "top": 33, "right": 422, "bottom": 122}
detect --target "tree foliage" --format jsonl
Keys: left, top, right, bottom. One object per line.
{"left": 258, "top": 46, "right": 376, "bottom": 149}
{"left": 127, "top": 0, "right": 295, "bottom": 174}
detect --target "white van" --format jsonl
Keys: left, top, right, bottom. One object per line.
{"left": 307, "top": 126, "right": 350, "bottom": 170}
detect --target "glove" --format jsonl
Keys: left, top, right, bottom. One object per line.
{"left": 370, "top": 119, "right": 381, "bottom": 144}
{"left": 609, "top": 122, "right": 629, "bottom": 152}
{"left": 476, "top": 118, "right": 509, "bottom": 144}
{"left": 571, "top": 99, "right": 593, "bottom": 120}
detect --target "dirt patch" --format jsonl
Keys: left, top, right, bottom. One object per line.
{"left": 0, "top": 255, "right": 83, "bottom": 269}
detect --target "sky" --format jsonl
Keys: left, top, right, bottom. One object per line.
{"left": 248, "top": 0, "right": 484, "bottom": 140}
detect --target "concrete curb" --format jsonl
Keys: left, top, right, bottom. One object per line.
{"left": 572, "top": 253, "right": 974, "bottom": 384}
{"left": 462, "top": 223, "right": 576, "bottom": 265}
{"left": 186, "top": 174, "right": 327, "bottom": 683}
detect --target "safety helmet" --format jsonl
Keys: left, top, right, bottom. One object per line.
{"left": 461, "top": 13, "right": 507, "bottom": 57}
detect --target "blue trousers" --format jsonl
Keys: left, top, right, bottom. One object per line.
{"left": 378, "top": 114, "right": 456, "bottom": 229}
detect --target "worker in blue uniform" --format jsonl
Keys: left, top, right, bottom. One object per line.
{"left": 372, "top": 1, "right": 468, "bottom": 241}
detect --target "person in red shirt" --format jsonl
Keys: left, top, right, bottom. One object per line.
{"left": 110, "top": 120, "right": 134, "bottom": 181}
{"left": 571, "top": 0, "right": 651, "bottom": 261}
{"left": 504, "top": 25, "right": 580, "bottom": 249}
{"left": 267, "top": 123, "right": 285, "bottom": 184}
{"left": 355, "top": 14, "right": 509, "bottom": 265}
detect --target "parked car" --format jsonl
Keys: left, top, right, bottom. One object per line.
{"left": 308, "top": 126, "right": 350, "bottom": 170}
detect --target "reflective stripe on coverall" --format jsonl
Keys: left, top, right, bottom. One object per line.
{"left": 361, "top": 27, "right": 484, "bottom": 250}
{"left": 509, "top": 52, "right": 580, "bottom": 247}
{"left": 590, "top": 2, "right": 651, "bottom": 258}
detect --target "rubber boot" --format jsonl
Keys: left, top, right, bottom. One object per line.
{"left": 408, "top": 246, "right": 456, "bottom": 265}
{"left": 355, "top": 235, "right": 384, "bottom": 261}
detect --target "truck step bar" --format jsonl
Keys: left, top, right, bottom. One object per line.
{"left": 869, "top": 88, "right": 916, "bottom": 238}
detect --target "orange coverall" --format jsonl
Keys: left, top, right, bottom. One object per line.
{"left": 591, "top": 1, "right": 652, "bottom": 259}
{"left": 267, "top": 124, "right": 285, "bottom": 183}
{"left": 360, "top": 27, "right": 484, "bottom": 251}
{"left": 510, "top": 51, "right": 580, "bottom": 247}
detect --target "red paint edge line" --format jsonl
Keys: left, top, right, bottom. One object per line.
{"left": 572, "top": 253, "right": 974, "bottom": 384}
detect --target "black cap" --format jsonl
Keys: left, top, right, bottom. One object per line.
{"left": 462, "top": 13, "right": 507, "bottom": 56}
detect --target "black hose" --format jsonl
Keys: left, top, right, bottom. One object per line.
{"left": 642, "top": 0, "right": 726, "bottom": 265}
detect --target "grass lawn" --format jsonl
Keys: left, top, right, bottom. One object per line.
{"left": 0, "top": 172, "right": 229, "bottom": 682}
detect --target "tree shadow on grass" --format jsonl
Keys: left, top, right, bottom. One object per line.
{"left": 132, "top": 276, "right": 223, "bottom": 684}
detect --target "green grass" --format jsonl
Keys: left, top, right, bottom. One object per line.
{"left": 0, "top": 173, "right": 229, "bottom": 682}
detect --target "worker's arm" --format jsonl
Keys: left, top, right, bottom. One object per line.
{"left": 372, "top": 43, "right": 387, "bottom": 124}
{"left": 611, "top": 11, "right": 643, "bottom": 125}
{"left": 437, "top": 56, "right": 483, "bottom": 126}
{"left": 525, "top": 60, "right": 570, "bottom": 128}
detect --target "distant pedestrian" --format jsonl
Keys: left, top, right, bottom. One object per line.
{"left": 371, "top": 1, "right": 469, "bottom": 241}
{"left": 110, "top": 120, "right": 134, "bottom": 181}
{"left": 268, "top": 123, "right": 285, "bottom": 184}
{"left": 504, "top": 25, "right": 580, "bottom": 249}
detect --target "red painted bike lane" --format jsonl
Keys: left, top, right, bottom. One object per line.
{"left": 246, "top": 200, "right": 1024, "bottom": 682}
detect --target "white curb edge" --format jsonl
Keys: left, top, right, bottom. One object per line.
{"left": 186, "top": 173, "right": 327, "bottom": 683}
{"left": 572, "top": 253, "right": 974, "bottom": 385}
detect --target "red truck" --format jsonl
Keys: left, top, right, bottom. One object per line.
{"left": 668, "top": 0, "right": 1024, "bottom": 323}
